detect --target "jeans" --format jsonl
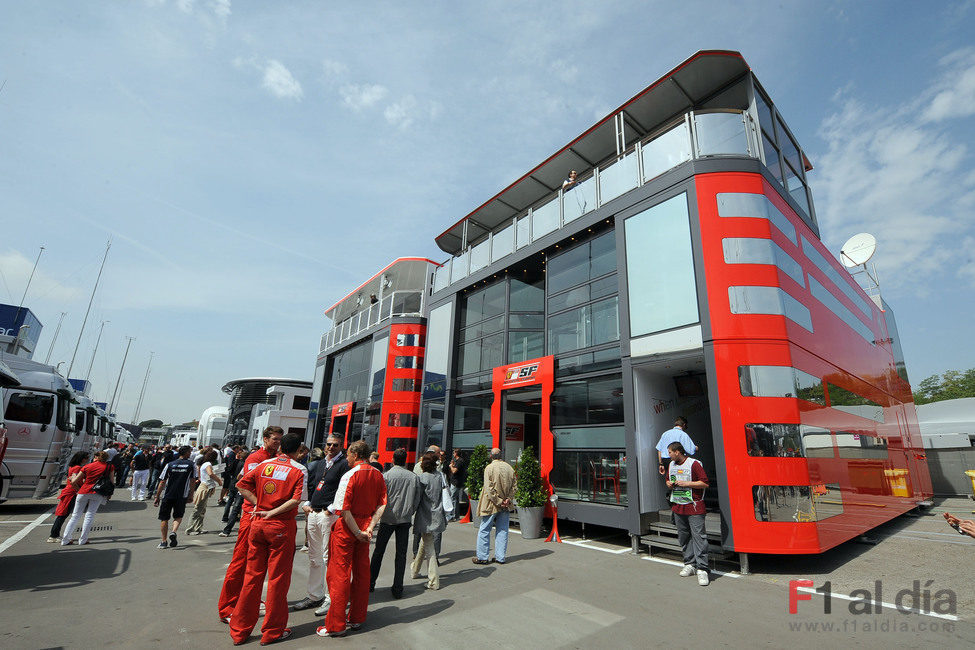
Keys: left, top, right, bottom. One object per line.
{"left": 674, "top": 512, "right": 708, "bottom": 570}
{"left": 370, "top": 521, "right": 410, "bottom": 594}
{"left": 148, "top": 467, "right": 162, "bottom": 494}
{"left": 447, "top": 484, "right": 461, "bottom": 520}
{"left": 60, "top": 493, "right": 106, "bottom": 545}
{"left": 222, "top": 486, "right": 239, "bottom": 521}
{"left": 476, "top": 510, "right": 509, "bottom": 562}
{"left": 223, "top": 493, "right": 243, "bottom": 534}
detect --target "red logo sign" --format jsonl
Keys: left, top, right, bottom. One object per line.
{"left": 17, "top": 426, "right": 31, "bottom": 438}
{"left": 504, "top": 363, "right": 539, "bottom": 385}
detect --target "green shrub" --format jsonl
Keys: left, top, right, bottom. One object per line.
{"left": 464, "top": 444, "right": 490, "bottom": 500}
{"left": 514, "top": 446, "right": 548, "bottom": 507}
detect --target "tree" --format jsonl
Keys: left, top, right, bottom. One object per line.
{"left": 514, "top": 447, "right": 548, "bottom": 507}
{"left": 912, "top": 368, "right": 975, "bottom": 405}
{"left": 139, "top": 419, "right": 163, "bottom": 428}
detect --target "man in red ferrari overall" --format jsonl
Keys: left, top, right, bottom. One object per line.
{"left": 229, "top": 432, "right": 308, "bottom": 646}
{"left": 317, "top": 440, "right": 387, "bottom": 637}
{"left": 217, "top": 426, "right": 283, "bottom": 622}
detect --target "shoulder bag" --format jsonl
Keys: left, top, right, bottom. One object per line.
{"left": 440, "top": 472, "right": 454, "bottom": 516}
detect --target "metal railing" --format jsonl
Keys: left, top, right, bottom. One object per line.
{"left": 321, "top": 290, "right": 425, "bottom": 352}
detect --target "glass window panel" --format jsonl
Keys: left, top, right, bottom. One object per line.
{"left": 722, "top": 237, "right": 804, "bottom": 286}
{"left": 755, "top": 90, "right": 775, "bottom": 139}
{"left": 507, "top": 331, "right": 544, "bottom": 363}
{"left": 479, "top": 332, "right": 504, "bottom": 371}
{"left": 599, "top": 153, "right": 639, "bottom": 204}
{"left": 548, "top": 304, "right": 589, "bottom": 355}
{"left": 492, "top": 223, "right": 515, "bottom": 261}
{"left": 835, "top": 431, "right": 888, "bottom": 459}
{"left": 762, "top": 134, "right": 783, "bottom": 184}
{"left": 479, "top": 314, "right": 504, "bottom": 336}
{"left": 422, "top": 305, "right": 449, "bottom": 397}
{"left": 463, "top": 288, "right": 484, "bottom": 327}
{"left": 418, "top": 399, "right": 444, "bottom": 450}
{"left": 591, "top": 296, "right": 620, "bottom": 345}
{"left": 460, "top": 340, "right": 481, "bottom": 375}
{"left": 460, "top": 322, "right": 482, "bottom": 343}
{"left": 532, "top": 197, "right": 560, "bottom": 239}
{"left": 392, "top": 292, "right": 421, "bottom": 315}
{"left": 451, "top": 250, "right": 470, "bottom": 283}
{"left": 483, "top": 282, "right": 506, "bottom": 318}
{"left": 452, "top": 432, "right": 493, "bottom": 449}
{"left": 4, "top": 392, "right": 54, "bottom": 424}
{"left": 509, "top": 313, "right": 544, "bottom": 329}
{"left": 550, "top": 450, "right": 627, "bottom": 505}
{"left": 516, "top": 215, "right": 530, "bottom": 249}
{"left": 393, "top": 355, "right": 421, "bottom": 369}
{"left": 510, "top": 274, "right": 544, "bottom": 311}
{"left": 591, "top": 275, "right": 617, "bottom": 300}
{"left": 624, "top": 193, "right": 699, "bottom": 336}
{"left": 778, "top": 120, "right": 802, "bottom": 175}
{"left": 552, "top": 374, "right": 624, "bottom": 426}
{"left": 563, "top": 175, "right": 595, "bottom": 223}
{"left": 370, "top": 335, "right": 389, "bottom": 398}
{"left": 553, "top": 426, "right": 625, "bottom": 449}
{"left": 784, "top": 163, "right": 810, "bottom": 216}
{"left": 695, "top": 111, "right": 748, "bottom": 156}
{"left": 554, "top": 346, "right": 620, "bottom": 377}
{"left": 642, "top": 121, "right": 692, "bottom": 182}
{"left": 391, "top": 378, "right": 417, "bottom": 392}
{"left": 590, "top": 231, "right": 616, "bottom": 279}
{"left": 381, "top": 295, "right": 393, "bottom": 320}
{"left": 433, "top": 263, "right": 450, "bottom": 292}
{"left": 453, "top": 394, "right": 494, "bottom": 431}
{"left": 548, "top": 242, "right": 590, "bottom": 294}
{"left": 717, "top": 192, "right": 797, "bottom": 245}
{"left": 745, "top": 423, "right": 815, "bottom": 458}
{"left": 738, "top": 365, "right": 824, "bottom": 404}
{"left": 396, "top": 333, "right": 417, "bottom": 347}
{"left": 470, "top": 238, "right": 490, "bottom": 273}
{"left": 754, "top": 484, "right": 843, "bottom": 522}
{"left": 827, "top": 382, "right": 885, "bottom": 423}
{"left": 728, "top": 286, "right": 813, "bottom": 331}
{"left": 807, "top": 276, "right": 876, "bottom": 345}
{"left": 549, "top": 285, "right": 589, "bottom": 313}
{"left": 368, "top": 302, "right": 380, "bottom": 326}
{"left": 457, "top": 374, "right": 492, "bottom": 393}
{"left": 801, "top": 235, "right": 874, "bottom": 319}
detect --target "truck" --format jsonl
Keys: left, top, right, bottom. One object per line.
{"left": 0, "top": 355, "right": 76, "bottom": 500}
{"left": 0, "top": 360, "right": 22, "bottom": 500}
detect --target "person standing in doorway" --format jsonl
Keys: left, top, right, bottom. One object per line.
{"left": 472, "top": 448, "right": 515, "bottom": 565}
{"left": 289, "top": 435, "right": 349, "bottom": 615}
{"left": 153, "top": 445, "right": 197, "bottom": 549}
{"left": 317, "top": 440, "right": 386, "bottom": 638}
{"left": 656, "top": 416, "right": 696, "bottom": 475}
{"left": 665, "top": 441, "right": 710, "bottom": 586}
{"left": 370, "top": 448, "right": 421, "bottom": 599}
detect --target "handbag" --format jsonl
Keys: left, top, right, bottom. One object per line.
{"left": 440, "top": 473, "right": 454, "bottom": 516}
{"left": 93, "top": 473, "right": 115, "bottom": 497}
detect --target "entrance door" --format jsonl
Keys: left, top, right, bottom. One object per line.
{"left": 501, "top": 387, "right": 542, "bottom": 466}
{"left": 328, "top": 402, "right": 354, "bottom": 447}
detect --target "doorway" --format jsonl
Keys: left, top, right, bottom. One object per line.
{"left": 501, "top": 387, "right": 542, "bottom": 466}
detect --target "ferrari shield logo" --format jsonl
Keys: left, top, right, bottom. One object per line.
{"left": 263, "top": 482, "right": 276, "bottom": 495}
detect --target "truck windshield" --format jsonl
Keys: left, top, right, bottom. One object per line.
{"left": 5, "top": 392, "right": 55, "bottom": 425}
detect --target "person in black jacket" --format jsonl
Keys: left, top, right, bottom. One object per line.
{"left": 289, "top": 435, "right": 349, "bottom": 614}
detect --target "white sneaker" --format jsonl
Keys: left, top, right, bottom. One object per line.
{"left": 697, "top": 569, "right": 710, "bottom": 586}
{"left": 314, "top": 598, "right": 330, "bottom": 617}
{"left": 679, "top": 564, "right": 695, "bottom": 577}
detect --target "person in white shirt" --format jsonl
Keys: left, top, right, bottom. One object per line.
{"left": 185, "top": 449, "right": 222, "bottom": 535}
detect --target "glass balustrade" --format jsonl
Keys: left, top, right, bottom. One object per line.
{"left": 435, "top": 110, "right": 779, "bottom": 292}
{"left": 324, "top": 291, "right": 428, "bottom": 351}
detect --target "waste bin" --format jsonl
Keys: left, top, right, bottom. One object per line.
{"left": 965, "top": 470, "right": 975, "bottom": 501}
{"left": 884, "top": 469, "right": 912, "bottom": 498}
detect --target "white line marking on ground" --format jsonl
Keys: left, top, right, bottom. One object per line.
{"left": 640, "top": 555, "right": 742, "bottom": 578}
{"left": 0, "top": 520, "right": 42, "bottom": 524}
{"left": 796, "top": 587, "right": 959, "bottom": 621}
{"left": 560, "top": 539, "right": 630, "bottom": 554}
{"left": 0, "top": 509, "right": 53, "bottom": 555}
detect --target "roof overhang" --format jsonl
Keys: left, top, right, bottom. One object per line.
{"left": 221, "top": 378, "right": 313, "bottom": 394}
{"left": 324, "top": 257, "right": 440, "bottom": 324}
{"left": 435, "top": 49, "right": 750, "bottom": 254}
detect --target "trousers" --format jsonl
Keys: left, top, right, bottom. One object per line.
{"left": 370, "top": 521, "right": 410, "bottom": 594}
{"left": 476, "top": 510, "right": 509, "bottom": 562}
{"left": 130, "top": 469, "right": 150, "bottom": 500}
{"left": 229, "top": 518, "right": 297, "bottom": 645}
{"left": 304, "top": 510, "right": 337, "bottom": 601}
{"left": 218, "top": 512, "right": 253, "bottom": 619}
{"left": 325, "top": 517, "right": 371, "bottom": 634}
{"left": 186, "top": 485, "right": 214, "bottom": 533}
{"left": 674, "top": 512, "right": 708, "bottom": 570}
{"left": 60, "top": 493, "right": 106, "bottom": 545}
{"left": 410, "top": 531, "right": 440, "bottom": 589}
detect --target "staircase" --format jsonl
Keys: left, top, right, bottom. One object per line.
{"left": 639, "top": 510, "right": 748, "bottom": 573}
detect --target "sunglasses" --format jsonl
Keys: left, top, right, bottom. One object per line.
{"left": 325, "top": 443, "right": 340, "bottom": 447}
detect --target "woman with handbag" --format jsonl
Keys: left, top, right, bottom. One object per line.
{"left": 60, "top": 450, "right": 115, "bottom": 546}
{"left": 410, "top": 451, "right": 447, "bottom": 590}
{"left": 47, "top": 451, "right": 90, "bottom": 543}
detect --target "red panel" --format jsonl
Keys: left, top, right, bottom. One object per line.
{"left": 328, "top": 401, "right": 355, "bottom": 448}
{"left": 694, "top": 172, "right": 932, "bottom": 554}
{"left": 378, "top": 323, "right": 426, "bottom": 466}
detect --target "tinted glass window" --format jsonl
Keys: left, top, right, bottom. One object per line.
{"left": 552, "top": 374, "right": 624, "bottom": 426}
{"left": 5, "top": 392, "right": 55, "bottom": 425}
{"left": 292, "top": 395, "right": 311, "bottom": 410}
{"left": 738, "top": 365, "right": 824, "bottom": 404}
{"left": 453, "top": 394, "right": 493, "bottom": 431}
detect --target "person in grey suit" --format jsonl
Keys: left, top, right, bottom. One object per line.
{"left": 369, "top": 448, "right": 422, "bottom": 599}
{"left": 410, "top": 451, "right": 447, "bottom": 590}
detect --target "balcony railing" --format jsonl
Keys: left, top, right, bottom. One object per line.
{"left": 434, "top": 109, "right": 763, "bottom": 293}
{"left": 321, "top": 290, "right": 424, "bottom": 352}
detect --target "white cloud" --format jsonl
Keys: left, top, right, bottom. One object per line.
{"left": 322, "top": 58, "right": 348, "bottom": 79}
{"left": 262, "top": 60, "right": 303, "bottom": 100}
{"left": 0, "top": 250, "right": 84, "bottom": 305}
{"left": 384, "top": 95, "right": 416, "bottom": 129}
{"left": 208, "top": 0, "right": 231, "bottom": 20}
{"left": 920, "top": 47, "right": 975, "bottom": 122}
{"left": 176, "top": 0, "right": 194, "bottom": 13}
{"left": 815, "top": 58, "right": 975, "bottom": 292}
{"left": 340, "top": 83, "right": 388, "bottom": 111}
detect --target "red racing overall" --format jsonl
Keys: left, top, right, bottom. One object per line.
{"left": 229, "top": 454, "right": 307, "bottom": 645}
{"left": 218, "top": 447, "right": 273, "bottom": 620}
{"left": 324, "top": 462, "right": 386, "bottom": 634}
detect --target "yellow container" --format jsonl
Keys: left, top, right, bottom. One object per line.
{"left": 965, "top": 470, "right": 975, "bottom": 499}
{"left": 884, "top": 469, "right": 912, "bottom": 498}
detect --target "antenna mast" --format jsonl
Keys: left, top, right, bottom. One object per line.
{"left": 68, "top": 239, "right": 110, "bottom": 377}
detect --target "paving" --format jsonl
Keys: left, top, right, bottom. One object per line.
{"left": 1, "top": 494, "right": 974, "bottom": 649}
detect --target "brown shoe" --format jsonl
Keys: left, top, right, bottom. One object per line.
{"left": 472, "top": 557, "right": 490, "bottom": 565}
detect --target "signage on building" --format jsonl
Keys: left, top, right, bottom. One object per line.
{"left": 505, "top": 423, "right": 524, "bottom": 441}
{"left": 0, "top": 303, "right": 43, "bottom": 352}
{"left": 503, "top": 362, "right": 540, "bottom": 386}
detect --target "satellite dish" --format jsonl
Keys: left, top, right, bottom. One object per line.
{"left": 840, "top": 233, "right": 877, "bottom": 268}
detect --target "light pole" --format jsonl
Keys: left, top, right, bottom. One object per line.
{"left": 109, "top": 335, "right": 135, "bottom": 415}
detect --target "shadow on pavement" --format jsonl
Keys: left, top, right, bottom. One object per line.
{"left": 500, "top": 548, "right": 553, "bottom": 563}
{"left": 286, "top": 598, "right": 455, "bottom": 638}
{"left": 98, "top": 500, "right": 150, "bottom": 513}
{"left": 0, "top": 547, "right": 132, "bottom": 591}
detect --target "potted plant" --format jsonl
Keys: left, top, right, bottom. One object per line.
{"left": 464, "top": 444, "right": 490, "bottom": 524}
{"left": 514, "top": 446, "right": 547, "bottom": 539}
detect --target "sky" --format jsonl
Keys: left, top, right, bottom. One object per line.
{"left": 1, "top": 1, "right": 973, "bottom": 425}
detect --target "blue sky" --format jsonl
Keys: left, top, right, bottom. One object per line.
{"left": 1, "top": 1, "right": 973, "bottom": 424}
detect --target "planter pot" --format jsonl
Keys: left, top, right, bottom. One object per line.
{"left": 517, "top": 505, "right": 545, "bottom": 539}
{"left": 467, "top": 498, "right": 481, "bottom": 525}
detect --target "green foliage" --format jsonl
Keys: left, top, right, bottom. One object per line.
{"left": 912, "top": 369, "right": 975, "bottom": 405}
{"left": 514, "top": 446, "right": 548, "bottom": 507}
{"left": 139, "top": 419, "right": 163, "bottom": 428}
{"left": 464, "top": 444, "right": 490, "bottom": 501}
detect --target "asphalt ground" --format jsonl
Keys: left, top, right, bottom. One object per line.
{"left": 1, "top": 493, "right": 974, "bottom": 649}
